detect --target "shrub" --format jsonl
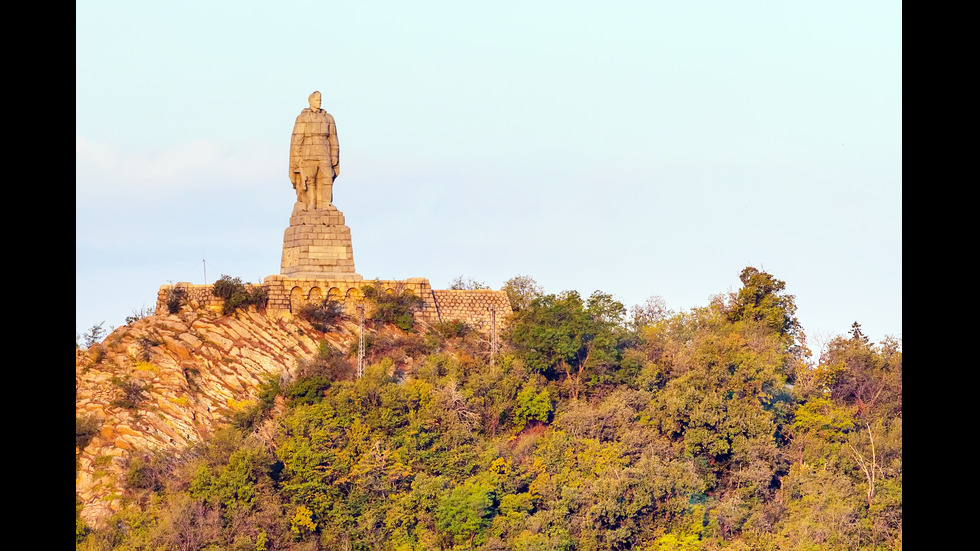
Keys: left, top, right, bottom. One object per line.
{"left": 167, "top": 285, "right": 188, "bottom": 314}
{"left": 88, "top": 344, "right": 105, "bottom": 365}
{"left": 76, "top": 415, "right": 101, "bottom": 450}
{"left": 299, "top": 298, "right": 345, "bottom": 332}
{"left": 231, "top": 375, "right": 282, "bottom": 431}
{"left": 212, "top": 275, "right": 268, "bottom": 315}
{"left": 110, "top": 376, "right": 148, "bottom": 410}
{"left": 363, "top": 282, "right": 425, "bottom": 331}
{"left": 432, "top": 319, "right": 472, "bottom": 339}
{"left": 125, "top": 453, "right": 166, "bottom": 491}
{"left": 360, "top": 330, "right": 433, "bottom": 367}
{"left": 133, "top": 337, "right": 153, "bottom": 362}
{"left": 125, "top": 305, "right": 154, "bottom": 325}
{"left": 285, "top": 342, "right": 354, "bottom": 404}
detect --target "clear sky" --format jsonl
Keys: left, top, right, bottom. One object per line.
{"left": 77, "top": 1, "right": 901, "bottom": 352}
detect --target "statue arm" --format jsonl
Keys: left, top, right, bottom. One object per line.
{"left": 289, "top": 118, "right": 303, "bottom": 186}
{"left": 329, "top": 117, "right": 340, "bottom": 178}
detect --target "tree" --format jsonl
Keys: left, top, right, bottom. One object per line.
{"left": 628, "top": 295, "right": 671, "bottom": 331}
{"left": 726, "top": 267, "right": 799, "bottom": 339}
{"left": 82, "top": 322, "right": 106, "bottom": 349}
{"left": 815, "top": 323, "right": 902, "bottom": 419}
{"left": 501, "top": 274, "right": 543, "bottom": 311}
{"left": 509, "top": 290, "right": 626, "bottom": 399}
{"left": 436, "top": 478, "right": 497, "bottom": 547}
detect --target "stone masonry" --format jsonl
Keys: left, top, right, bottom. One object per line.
{"left": 280, "top": 205, "right": 360, "bottom": 279}
{"left": 156, "top": 280, "right": 512, "bottom": 331}
{"left": 430, "top": 289, "right": 513, "bottom": 330}
{"left": 154, "top": 91, "right": 514, "bottom": 331}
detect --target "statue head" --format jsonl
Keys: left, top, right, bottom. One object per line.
{"left": 308, "top": 91, "right": 322, "bottom": 110}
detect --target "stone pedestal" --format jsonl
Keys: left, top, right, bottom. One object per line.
{"left": 280, "top": 202, "right": 363, "bottom": 279}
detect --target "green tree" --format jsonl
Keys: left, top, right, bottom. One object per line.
{"left": 510, "top": 290, "right": 626, "bottom": 399}
{"left": 512, "top": 383, "right": 553, "bottom": 432}
{"left": 726, "top": 267, "right": 800, "bottom": 340}
{"left": 436, "top": 477, "right": 498, "bottom": 547}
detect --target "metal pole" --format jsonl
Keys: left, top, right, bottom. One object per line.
{"left": 357, "top": 302, "right": 365, "bottom": 378}
{"left": 488, "top": 306, "right": 497, "bottom": 368}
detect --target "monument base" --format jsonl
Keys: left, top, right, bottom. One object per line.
{"left": 280, "top": 202, "right": 361, "bottom": 278}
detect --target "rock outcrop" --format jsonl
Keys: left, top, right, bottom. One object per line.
{"left": 75, "top": 306, "right": 357, "bottom": 528}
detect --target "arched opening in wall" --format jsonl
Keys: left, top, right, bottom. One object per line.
{"left": 345, "top": 287, "right": 363, "bottom": 315}
{"left": 384, "top": 288, "right": 396, "bottom": 295}
{"left": 289, "top": 286, "right": 305, "bottom": 313}
{"left": 328, "top": 287, "right": 342, "bottom": 303}
{"left": 308, "top": 287, "right": 323, "bottom": 303}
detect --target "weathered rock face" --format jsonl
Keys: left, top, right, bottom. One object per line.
{"left": 75, "top": 306, "right": 357, "bottom": 528}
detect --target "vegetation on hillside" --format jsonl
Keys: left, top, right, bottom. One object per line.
{"left": 76, "top": 268, "right": 901, "bottom": 550}
{"left": 213, "top": 275, "right": 269, "bottom": 315}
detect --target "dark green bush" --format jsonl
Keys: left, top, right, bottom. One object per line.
{"left": 212, "top": 275, "right": 268, "bottom": 315}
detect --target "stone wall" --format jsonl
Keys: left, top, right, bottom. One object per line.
{"left": 262, "top": 275, "right": 439, "bottom": 321}
{"left": 430, "top": 289, "right": 513, "bottom": 330}
{"left": 155, "top": 282, "right": 265, "bottom": 314}
{"left": 155, "top": 278, "right": 513, "bottom": 331}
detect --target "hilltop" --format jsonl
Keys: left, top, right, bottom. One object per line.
{"left": 75, "top": 268, "right": 902, "bottom": 550}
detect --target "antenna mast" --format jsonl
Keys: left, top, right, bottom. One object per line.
{"left": 357, "top": 302, "right": 365, "bottom": 378}
{"left": 488, "top": 306, "right": 497, "bottom": 369}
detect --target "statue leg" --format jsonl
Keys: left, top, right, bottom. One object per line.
{"left": 319, "top": 178, "right": 333, "bottom": 208}
{"left": 312, "top": 165, "right": 332, "bottom": 208}
{"left": 299, "top": 163, "right": 317, "bottom": 209}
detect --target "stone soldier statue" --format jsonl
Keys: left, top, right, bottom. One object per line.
{"left": 289, "top": 91, "right": 340, "bottom": 209}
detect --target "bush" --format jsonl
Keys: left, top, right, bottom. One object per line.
{"left": 432, "top": 319, "right": 472, "bottom": 339}
{"left": 133, "top": 337, "right": 153, "bottom": 362}
{"left": 76, "top": 415, "right": 101, "bottom": 451}
{"left": 212, "top": 275, "right": 268, "bottom": 315}
{"left": 167, "top": 286, "right": 188, "bottom": 314}
{"left": 363, "top": 282, "right": 425, "bottom": 331}
{"left": 125, "top": 453, "right": 166, "bottom": 491}
{"left": 232, "top": 375, "right": 282, "bottom": 431}
{"left": 110, "top": 376, "right": 148, "bottom": 410}
{"left": 299, "top": 298, "right": 345, "bottom": 332}
{"left": 87, "top": 344, "right": 105, "bottom": 365}
{"left": 125, "top": 305, "right": 154, "bottom": 325}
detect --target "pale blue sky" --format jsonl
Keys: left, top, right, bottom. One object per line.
{"left": 77, "top": 1, "right": 901, "bottom": 351}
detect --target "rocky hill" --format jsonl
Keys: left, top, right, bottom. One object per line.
{"left": 75, "top": 306, "right": 357, "bottom": 527}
